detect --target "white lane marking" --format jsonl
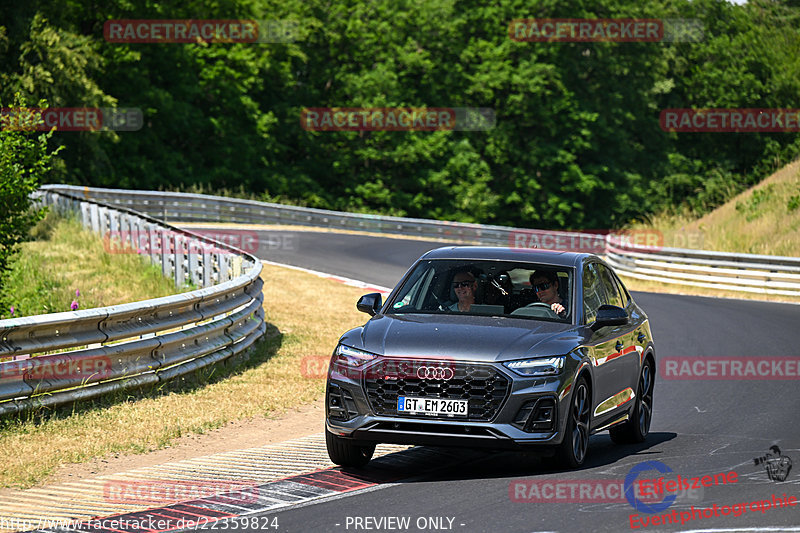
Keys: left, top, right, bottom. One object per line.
{"left": 251, "top": 481, "right": 397, "bottom": 517}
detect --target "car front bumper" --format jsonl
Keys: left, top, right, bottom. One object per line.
{"left": 326, "top": 358, "right": 574, "bottom": 450}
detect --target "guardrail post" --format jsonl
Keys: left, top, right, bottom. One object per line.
{"left": 80, "top": 202, "right": 91, "bottom": 228}
{"left": 232, "top": 255, "right": 243, "bottom": 279}
{"left": 90, "top": 203, "right": 100, "bottom": 234}
{"left": 99, "top": 206, "right": 109, "bottom": 237}
{"left": 203, "top": 249, "right": 212, "bottom": 287}
{"left": 224, "top": 253, "right": 233, "bottom": 282}
{"left": 150, "top": 224, "right": 160, "bottom": 269}
{"left": 119, "top": 214, "right": 130, "bottom": 251}
{"left": 188, "top": 239, "right": 201, "bottom": 288}
{"left": 175, "top": 234, "right": 186, "bottom": 288}
{"left": 136, "top": 218, "right": 145, "bottom": 253}
{"left": 212, "top": 252, "right": 222, "bottom": 283}
{"left": 109, "top": 209, "right": 119, "bottom": 240}
{"left": 161, "top": 228, "right": 172, "bottom": 278}
{"left": 131, "top": 215, "right": 139, "bottom": 252}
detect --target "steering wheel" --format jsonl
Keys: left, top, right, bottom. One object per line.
{"left": 519, "top": 302, "right": 560, "bottom": 317}
{"left": 525, "top": 302, "right": 553, "bottom": 309}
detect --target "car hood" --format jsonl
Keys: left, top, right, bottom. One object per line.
{"left": 340, "top": 313, "right": 587, "bottom": 362}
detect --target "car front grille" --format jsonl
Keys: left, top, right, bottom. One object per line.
{"left": 364, "top": 360, "right": 510, "bottom": 421}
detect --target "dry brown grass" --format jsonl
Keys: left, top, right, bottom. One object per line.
{"left": 633, "top": 159, "right": 800, "bottom": 257}
{"left": 622, "top": 159, "right": 800, "bottom": 304}
{"left": 0, "top": 264, "right": 369, "bottom": 489}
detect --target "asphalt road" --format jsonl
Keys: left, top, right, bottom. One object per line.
{"left": 189, "top": 227, "right": 800, "bottom": 533}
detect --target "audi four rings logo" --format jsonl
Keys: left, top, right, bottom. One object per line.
{"left": 416, "top": 366, "right": 455, "bottom": 380}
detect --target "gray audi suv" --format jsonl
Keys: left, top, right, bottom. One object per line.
{"left": 325, "top": 247, "right": 655, "bottom": 468}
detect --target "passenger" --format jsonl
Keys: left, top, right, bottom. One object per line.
{"left": 530, "top": 270, "right": 567, "bottom": 318}
{"left": 448, "top": 270, "right": 477, "bottom": 312}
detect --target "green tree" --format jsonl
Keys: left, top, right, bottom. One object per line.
{"left": 0, "top": 94, "right": 61, "bottom": 287}
{"left": 1, "top": 0, "right": 799, "bottom": 230}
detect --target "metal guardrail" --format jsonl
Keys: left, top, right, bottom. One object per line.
{"left": 39, "top": 185, "right": 519, "bottom": 245}
{"left": 0, "top": 190, "right": 265, "bottom": 416}
{"left": 605, "top": 238, "right": 800, "bottom": 296}
{"left": 40, "top": 184, "right": 800, "bottom": 297}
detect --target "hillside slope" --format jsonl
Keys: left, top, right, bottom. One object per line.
{"left": 645, "top": 159, "right": 800, "bottom": 257}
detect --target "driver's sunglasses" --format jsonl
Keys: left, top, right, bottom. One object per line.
{"left": 453, "top": 281, "right": 473, "bottom": 289}
{"left": 532, "top": 282, "right": 551, "bottom": 292}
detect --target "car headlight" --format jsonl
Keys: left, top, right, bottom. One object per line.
{"left": 504, "top": 356, "right": 565, "bottom": 377}
{"left": 333, "top": 344, "right": 378, "bottom": 368}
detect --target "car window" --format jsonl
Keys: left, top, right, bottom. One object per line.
{"left": 386, "top": 259, "right": 573, "bottom": 323}
{"left": 596, "top": 263, "right": 624, "bottom": 308}
{"left": 393, "top": 263, "right": 434, "bottom": 309}
{"left": 582, "top": 263, "right": 605, "bottom": 324}
{"left": 610, "top": 269, "right": 631, "bottom": 306}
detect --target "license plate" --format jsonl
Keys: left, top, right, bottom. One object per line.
{"left": 396, "top": 396, "right": 468, "bottom": 417}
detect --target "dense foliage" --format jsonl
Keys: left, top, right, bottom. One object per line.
{"left": 1, "top": 0, "right": 799, "bottom": 229}
{"left": 0, "top": 93, "right": 58, "bottom": 286}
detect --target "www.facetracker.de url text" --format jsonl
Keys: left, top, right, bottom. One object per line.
{"left": 1, "top": 518, "right": 83, "bottom": 531}
{"left": 0, "top": 515, "right": 219, "bottom": 532}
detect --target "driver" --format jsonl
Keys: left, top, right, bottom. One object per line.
{"left": 448, "top": 270, "right": 477, "bottom": 312}
{"left": 530, "top": 270, "right": 567, "bottom": 318}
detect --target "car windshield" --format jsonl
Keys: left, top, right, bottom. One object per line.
{"left": 386, "top": 259, "right": 573, "bottom": 323}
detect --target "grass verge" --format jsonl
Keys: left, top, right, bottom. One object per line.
{"left": 631, "top": 159, "right": 800, "bottom": 256}
{"left": 0, "top": 264, "right": 366, "bottom": 489}
{"left": 0, "top": 214, "right": 182, "bottom": 319}
{"left": 624, "top": 159, "right": 800, "bottom": 304}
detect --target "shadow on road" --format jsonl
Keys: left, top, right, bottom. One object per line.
{"left": 338, "top": 431, "right": 679, "bottom": 484}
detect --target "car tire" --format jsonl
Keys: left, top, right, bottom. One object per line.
{"left": 325, "top": 429, "right": 376, "bottom": 468}
{"left": 556, "top": 377, "right": 591, "bottom": 469}
{"left": 609, "top": 359, "right": 653, "bottom": 444}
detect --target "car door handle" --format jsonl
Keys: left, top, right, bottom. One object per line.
{"left": 637, "top": 333, "right": 646, "bottom": 343}
{"left": 615, "top": 340, "right": 624, "bottom": 351}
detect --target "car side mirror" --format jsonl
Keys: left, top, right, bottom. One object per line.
{"left": 591, "top": 304, "right": 627, "bottom": 330}
{"left": 357, "top": 293, "right": 383, "bottom": 316}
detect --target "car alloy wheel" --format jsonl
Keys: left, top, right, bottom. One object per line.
{"left": 557, "top": 377, "right": 590, "bottom": 468}
{"left": 609, "top": 359, "right": 653, "bottom": 444}
{"left": 637, "top": 362, "right": 653, "bottom": 438}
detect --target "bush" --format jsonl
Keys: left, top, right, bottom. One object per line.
{"left": 0, "top": 93, "right": 61, "bottom": 289}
